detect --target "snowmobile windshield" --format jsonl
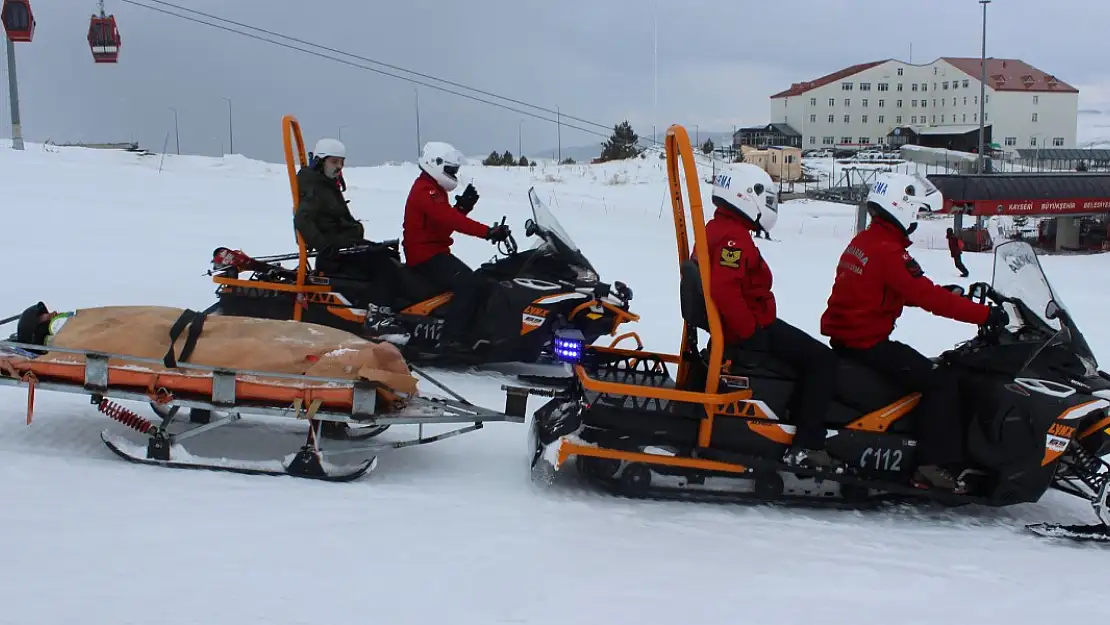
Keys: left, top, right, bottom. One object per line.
{"left": 990, "top": 240, "right": 1098, "bottom": 370}
{"left": 525, "top": 188, "right": 598, "bottom": 280}
{"left": 528, "top": 188, "right": 580, "bottom": 253}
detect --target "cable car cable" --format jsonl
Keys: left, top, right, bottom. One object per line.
{"left": 123, "top": 0, "right": 612, "bottom": 135}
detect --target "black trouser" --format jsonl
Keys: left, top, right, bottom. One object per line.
{"left": 951, "top": 253, "right": 969, "bottom": 277}
{"left": 331, "top": 247, "right": 403, "bottom": 305}
{"left": 734, "top": 319, "right": 837, "bottom": 450}
{"left": 832, "top": 339, "right": 963, "bottom": 467}
{"left": 411, "top": 252, "right": 485, "bottom": 343}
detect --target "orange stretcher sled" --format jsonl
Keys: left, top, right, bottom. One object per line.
{"left": 0, "top": 326, "right": 524, "bottom": 482}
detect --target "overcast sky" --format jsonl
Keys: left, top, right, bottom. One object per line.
{"left": 3, "top": 0, "right": 1108, "bottom": 165}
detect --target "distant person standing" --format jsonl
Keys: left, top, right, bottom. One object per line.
{"left": 946, "top": 228, "right": 969, "bottom": 278}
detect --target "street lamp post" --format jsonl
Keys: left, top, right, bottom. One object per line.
{"left": 977, "top": 0, "right": 990, "bottom": 174}
{"left": 221, "top": 97, "right": 233, "bottom": 155}
{"left": 518, "top": 119, "right": 523, "bottom": 160}
{"left": 169, "top": 107, "right": 180, "bottom": 155}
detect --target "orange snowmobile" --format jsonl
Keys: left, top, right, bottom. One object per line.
{"left": 206, "top": 115, "right": 639, "bottom": 379}
{"left": 508, "top": 124, "right": 1110, "bottom": 543}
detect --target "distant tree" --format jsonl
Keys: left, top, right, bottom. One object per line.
{"left": 501, "top": 150, "right": 515, "bottom": 165}
{"left": 482, "top": 151, "right": 502, "bottom": 166}
{"left": 518, "top": 155, "right": 531, "bottom": 166}
{"left": 559, "top": 156, "right": 576, "bottom": 165}
{"left": 701, "top": 138, "right": 715, "bottom": 155}
{"left": 599, "top": 121, "right": 640, "bottom": 162}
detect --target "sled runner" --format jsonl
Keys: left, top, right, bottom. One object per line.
{"left": 0, "top": 304, "right": 523, "bottom": 481}
{"left": 207, "top": 115, "right": 639, "bottom": 380}
{"left": 511, "top": 124, "right": 1110, "bottom": 542}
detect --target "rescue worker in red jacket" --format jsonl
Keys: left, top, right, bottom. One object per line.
{"left": 403, "top": 141, "right": 512, "bottom": 351}
{"left": 706, "top": 164, "right": 842, "bottom": 471}
{"left": 820, "top": 172, "right": 1008, "bottom": 494}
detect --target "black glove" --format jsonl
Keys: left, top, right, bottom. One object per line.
{"left": 486, "top": 224, "right": 511, "bottom": 243}
{"left": 983, "top": 306, "right": 1009, "bottom": 332}
{"left": 455, "top": 184, "right": 479, "bottom": 215}
{"left": 940, "top": 283, "right": 965, "bottom": 296}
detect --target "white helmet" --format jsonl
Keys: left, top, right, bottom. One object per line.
{"left": 419, "top": 141, "right": 465, "bottom": 192}
{"left": 710, "top": 163, "right": 778, "bottom": 232}
{"left": 866, "top": 172, "right": 937, "bottom": 235}
{"left": 313, "top": 138, "right": 346, "bottom": 160}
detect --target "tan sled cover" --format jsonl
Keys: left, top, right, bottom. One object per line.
{"left": 37, "top": 305, "right": 418, "bottom": 395}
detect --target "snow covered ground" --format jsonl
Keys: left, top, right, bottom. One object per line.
{"left": 1, "top": 141, "right": 1109, "bottom": 625}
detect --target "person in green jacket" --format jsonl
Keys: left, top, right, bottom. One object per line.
{"left": 293, "top": 138, "right": 404, "bottom": 331}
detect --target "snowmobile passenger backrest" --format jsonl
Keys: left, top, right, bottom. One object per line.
{"left": 679, "top": 259, "right": 710, "bottom": 332}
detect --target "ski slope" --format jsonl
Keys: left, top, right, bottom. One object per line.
{"left": 1, "top": 142, "right": 1108, "bottom": 625}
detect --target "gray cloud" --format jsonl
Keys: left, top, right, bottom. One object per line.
{"left": 3, "top": 0, "right": 1107, "bottom": 165}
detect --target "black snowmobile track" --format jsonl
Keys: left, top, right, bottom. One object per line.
{"left": 101, "top": 432, "right": 375, "bottom": 482}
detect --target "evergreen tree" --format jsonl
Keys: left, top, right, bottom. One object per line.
{"left": 701, "top": 138, "right": 715, "bottom": 155}
{"left": 501, "top": 150, "right": 515, "bottom": 165}
{"left": 482, "top": 151, "right": 502, "bottom": 166}
{"left": 518, "top": 155, "right": 531, "bottom": 166}
{"left": 599, "top": 121, "right": 640, "bottom": 162}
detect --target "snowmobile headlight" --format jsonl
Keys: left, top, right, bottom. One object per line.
{"left": 574, "top": 266, "right": 598, "bottom": 285}
{"left": 553, "top": 328, "right": 585, "bottom": 363}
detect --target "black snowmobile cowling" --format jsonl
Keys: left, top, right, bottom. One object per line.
{"left": 513, "top": 124, "right": 1110, "bottom": 543}
{"left": 206, "top": 114, "right": 639, "bottom": 379}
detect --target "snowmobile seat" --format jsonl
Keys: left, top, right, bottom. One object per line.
{"left": 677, "top": 259, "right": 912, "bottom": 423}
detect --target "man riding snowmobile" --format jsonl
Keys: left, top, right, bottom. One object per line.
{"left": 819, "top": 171, "right": 1009, "bottom": 494}
{"left": 705, "top": 164, "right": 842, "bottom": 471}
{"left": 293, "top": 138, "right": 402, "bottom": 316}
{"left": 402, "top": 141, "right": 513, "bottom": 352}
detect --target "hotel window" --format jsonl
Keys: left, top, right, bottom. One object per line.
{"left": 1052, "top": 137, "right": 1064, "bottom": 146}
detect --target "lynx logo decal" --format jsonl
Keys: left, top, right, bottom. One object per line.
{"left": 719, "top": 247, "right": 742, "bottom": 268}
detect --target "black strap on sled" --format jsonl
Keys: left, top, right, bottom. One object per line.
{"left": 163, "top": 309, "right": 208, "bottom": 368}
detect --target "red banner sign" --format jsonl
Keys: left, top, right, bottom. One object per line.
{"left": 944, "top": 198, "right": 1110, "bottom": 216}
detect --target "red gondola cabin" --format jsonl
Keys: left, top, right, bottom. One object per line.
{"left": 88, "top": 13, "right": 121, "bottom": 63}
{"left": 1, "top": 0, "right": 35, "bottom": 43}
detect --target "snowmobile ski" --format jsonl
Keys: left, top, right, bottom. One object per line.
{"left": 1025, "top": 523, "right": 1110, "bottom": 543}
{"left": 101, "top": 431, "right": 376, "bottom": 482}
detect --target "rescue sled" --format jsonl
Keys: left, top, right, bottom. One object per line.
{"left": 207, "top": 115, "right": 639, "bottom": 380}
{"left": 513, "top": 124, "right": 1110, "bottom": 542}
{"left": 0, "top": 304, "right": 523, "bottom": 481}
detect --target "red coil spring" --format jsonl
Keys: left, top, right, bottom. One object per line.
{"left": 98, "top": 399, "right": 154, "bottom": 434}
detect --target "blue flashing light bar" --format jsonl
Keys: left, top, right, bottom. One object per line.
{"left": 553, "top": 328, "right": 586, "bottom": 363}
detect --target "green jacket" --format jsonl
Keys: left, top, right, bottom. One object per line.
{"left": 293, "top": 165, "right": 364, "bottom": 251}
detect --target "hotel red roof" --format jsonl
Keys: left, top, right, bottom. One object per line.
{"left": 770, "top": 57, "right": 1077, "bottom": 99}
{"left": 941, "top": 57, "right": 1078, "bottom": 93}
{"left": 769, "top": 60, "right": 889, "bottom": 99}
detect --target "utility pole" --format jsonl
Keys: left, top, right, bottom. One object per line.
{"left": 414, "top": 87, "right": 421, "bottom": 158}
{"left": 169, "top": 106, "right": 180, "bottom": 154}
{"left": 557, "top": 105, "right": 562, "bottom": 163}
{"left": 221, "top": 96, "right": 233, "bottom": 155}
{"left": 5, "top": 36, "right": 23, "bottom": 150}
{"left": 653, "top": 0, "right": 658, "bottom": 146}
{"left": 977, "top": 0, "right": 990, "bottom": 175}
{"left": 518, "top": 119, "right": 522, "bottom": 159}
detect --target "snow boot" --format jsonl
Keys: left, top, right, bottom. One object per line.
{"left": 782, "top": 446, "right": 845, "bottom": 473}
{"left": 911, "top": 465, "right": 968, "bottom": 494}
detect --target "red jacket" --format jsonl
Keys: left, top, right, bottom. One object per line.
{"left": 947, "top": 233, "right": 964, "bottom": 256}
{"left": 820, "top": 220, "right": 990, "bottom": 349}
{"left": 705, "top": 208, "right": 776, "bottom": 343}
{"left": 402, "top": 172, "right": 490, "bottom": 265}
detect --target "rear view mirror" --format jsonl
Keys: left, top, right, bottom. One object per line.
{"left": 1045, "top": 300, "right": 1060, "bottom": 320}
{"left": 967, "top": 283, "right": 988, "bottom": 303}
